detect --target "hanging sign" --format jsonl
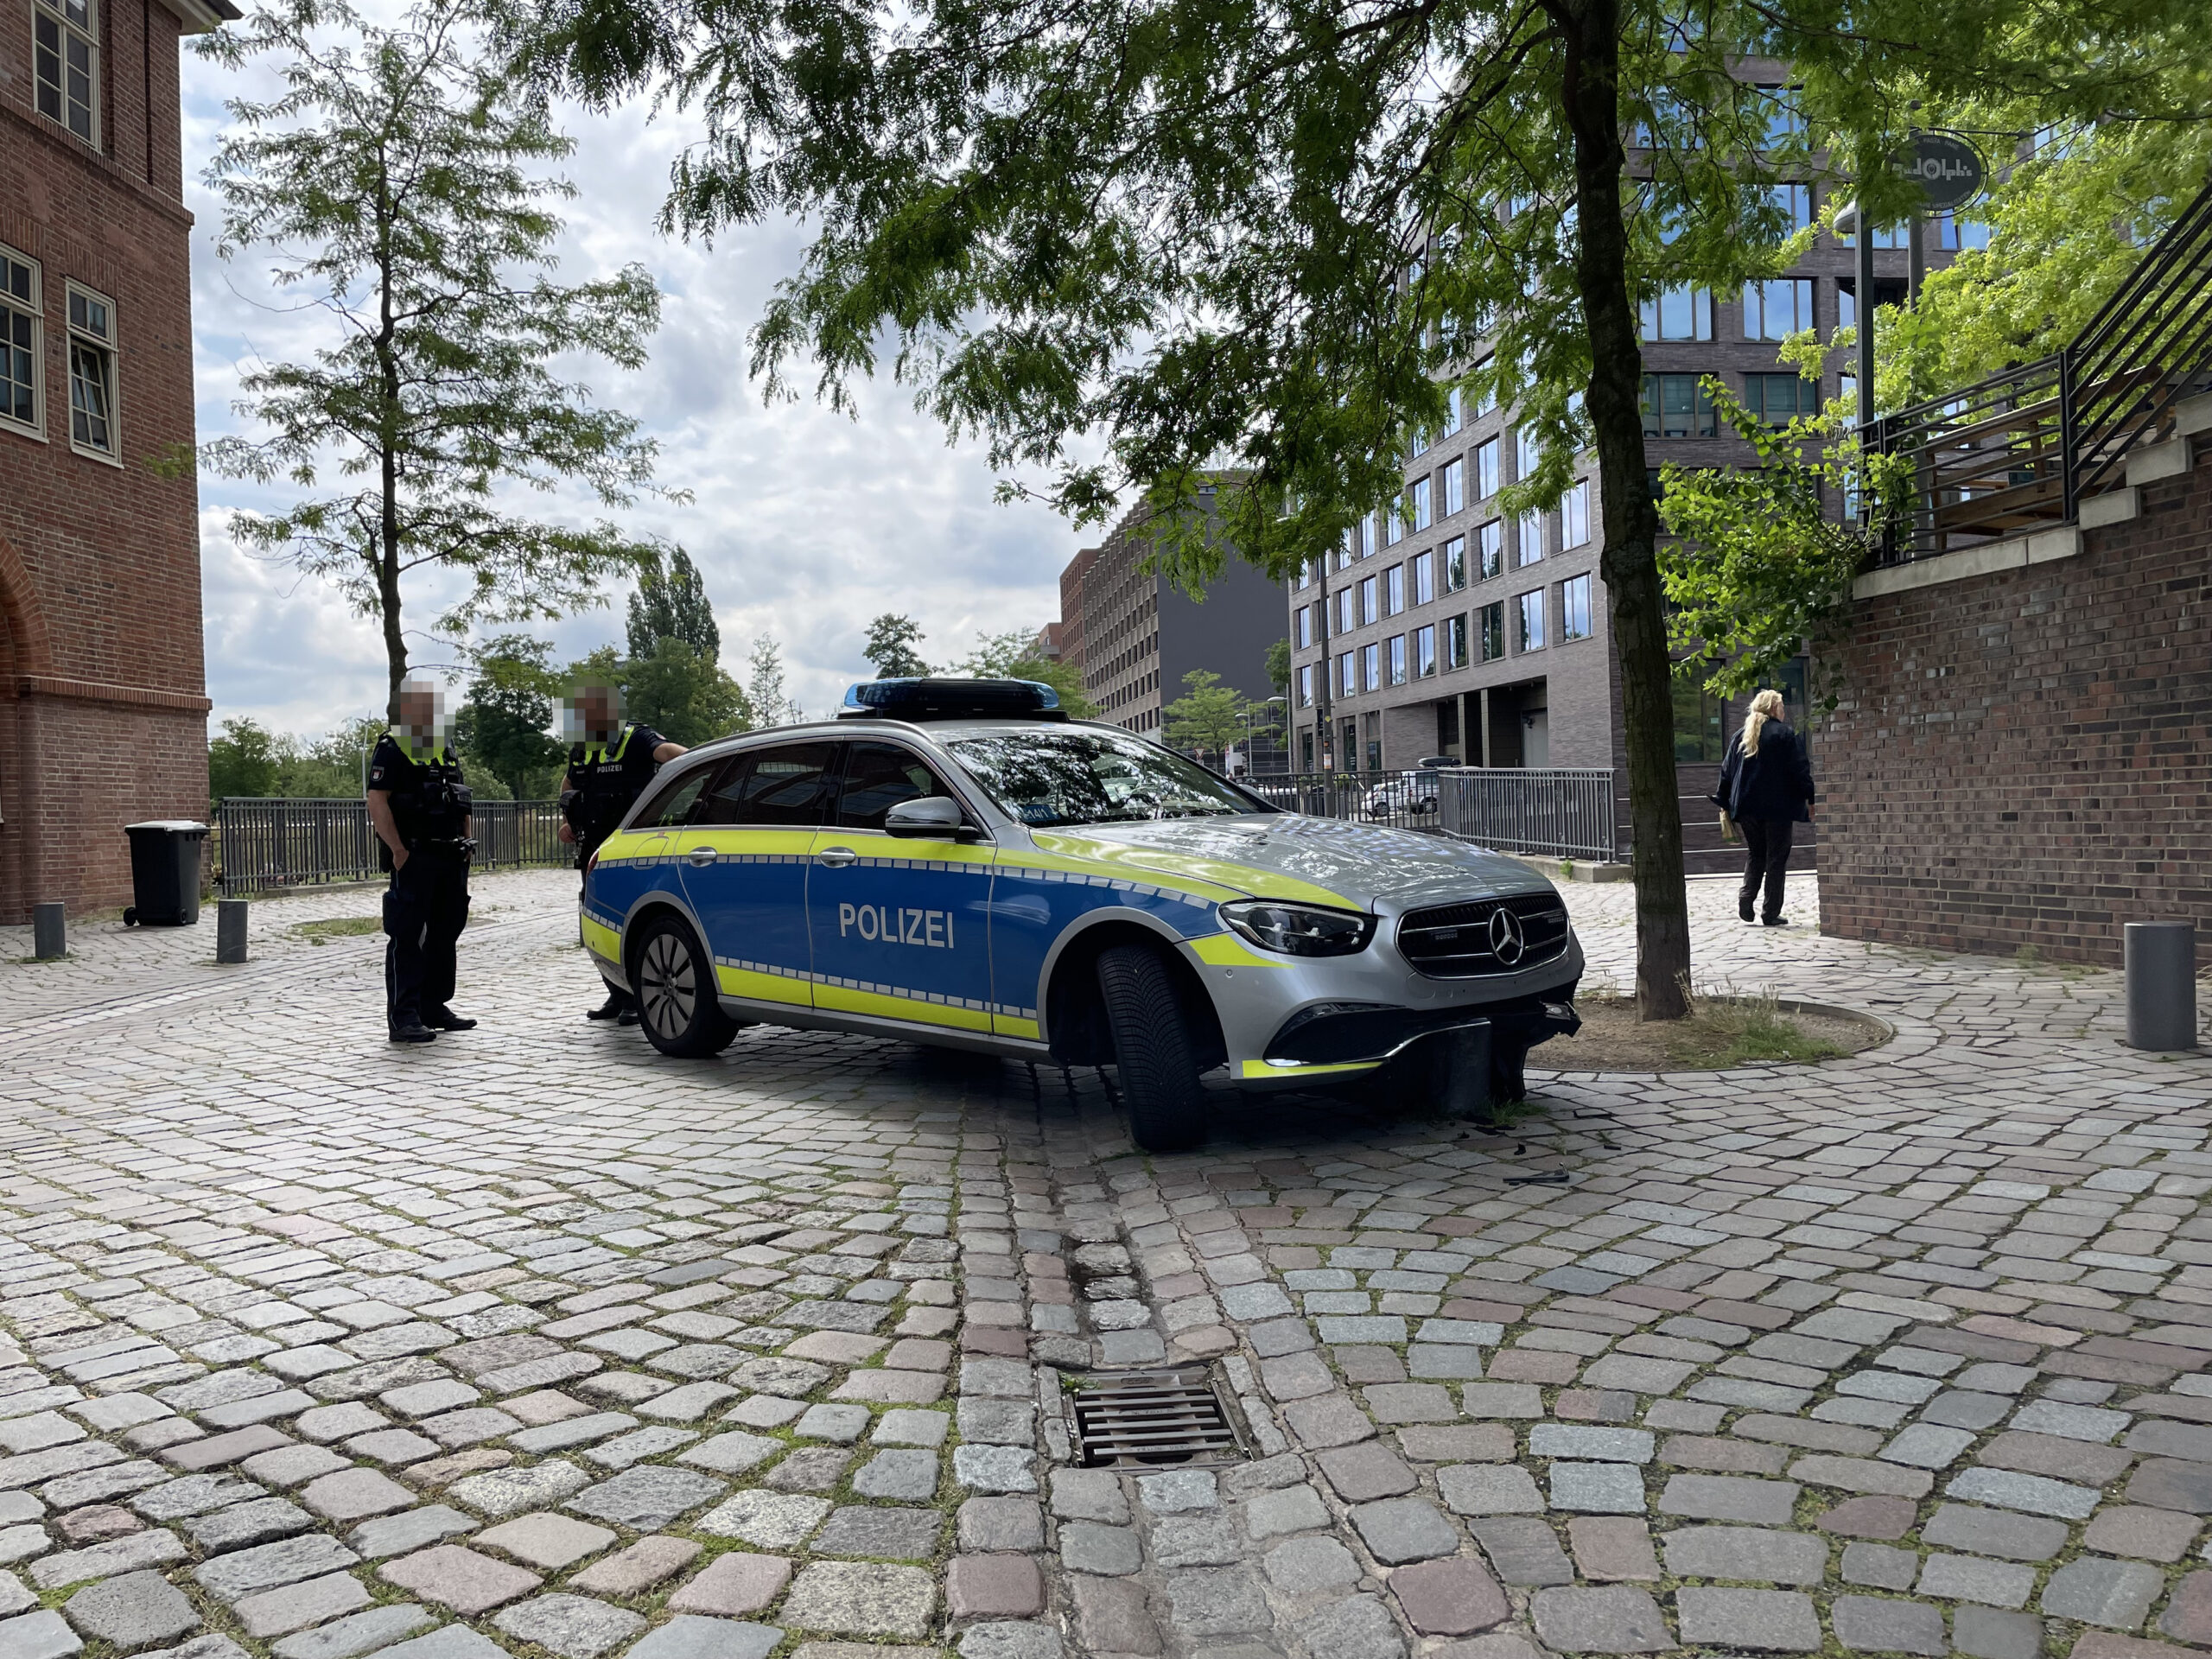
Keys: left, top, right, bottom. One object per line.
{"left": 1894, "top": 132, "right": 1986, "bottom": 213}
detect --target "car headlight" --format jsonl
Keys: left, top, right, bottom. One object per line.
{"left": 1220, "top": 899, "right": 1376, "bottom": 957}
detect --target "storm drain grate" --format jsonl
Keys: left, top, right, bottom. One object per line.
{"left": 1070, "top": 1368, "right": 1243, "bottom": 1467}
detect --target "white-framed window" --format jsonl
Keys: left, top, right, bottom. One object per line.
{"left": 1743, "top": 277, "right": 1815, "bottom": 341}
{"left": 1338, "top": 652, "right": 1357, "bottom": 698}
{"left": 1385, "top": 503, "right": 1404, "bottom": 545}
{"left": 1478, "top": 519, "right": 1503, "bottom": 581}
{"left": 1359, "top": 575, "right": 1378, "bottom": 626}
{"left": 1442, "top": 456, "right": 1465, "bottom": 516}
{"left": 1, "top": 247, "right": 41, "bottom": 437}
{"left": 34, "top": 0, "right": 99, "bottom": 145}
{"left": 67, "top": 282, "right": 118, "bottom": 461}
{"left": 1562, "top": 480, "right": 1591, "bottom": 549}
{"left": 1359, "top": 512, "right": 1376, "bottom": 557}
{"left": 1298, "top": 663, "right": 1313, "bottom": 709}
{"left": 1338, "top": 587, "right": 1356, "bottom": 634}
{"left": 1388, "top": 634, "right": 1407, "bottom": 686}
{"left": 1361, "top": 643, "right": 1381, "bottom": 693}
{"left": 1384, "top": 564, "right": 1404, "bottom": 617}
{"left": 1411, "top": 475, "right": 1433, "bottom": 531}
{"left": 1444, "top": 387, "right": 1464, "bottom": 435}
{"left": 1474, "top": 436, "right": 1500, "bottom": 499}
{"left": 1640, "top": 286, "right": 1713, "bottom": 341}
{"left": 1518, "top": 509, "right": 1544, "bottom": 566}
{"left": 1409, "top": 425, "right": 1429, "bottom": 459}
{"left": 1561, "top": 574, "right": 1593, "bottom": 640}
{"left": 1517, "top": 588, "right": 1547, "bottom": 652}
{"left": 1414, "top": 624, "right": 1437, "bottom": 679}
{"left": 1295, "top": 605, "right": 1313, "bottom": 651}
{"left": 1412, "top": 550, "right": 1435, "bottom": 607}
{"left": 1443, "top": 535, "right": 1467, "bottom": 593}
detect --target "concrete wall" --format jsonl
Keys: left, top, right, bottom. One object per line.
{"left": 1820, "top": 438, "right": 2212, "bottom": 967}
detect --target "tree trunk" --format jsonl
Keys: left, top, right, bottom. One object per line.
{"left": 376, "top": 162, "right": 406, "bottom": 730}
{"left": 1552, "top": 0, "right": 1691, "bottom": 1020}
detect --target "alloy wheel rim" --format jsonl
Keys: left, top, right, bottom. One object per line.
{"left": 642, "top": 932, "right": 696, "bottom": 1039}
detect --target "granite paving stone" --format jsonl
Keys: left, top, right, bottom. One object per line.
{"left": 620, "top": 1616, "right": 781, "bottom": 1659}
{"left": 231, "top": 1571, "right": 374, "bottom": 1639}
{"left": 667, "top": 1555, "right": 792, "bottom": 1617}
{"left": 60, "top": 1571, "right": 199, "bottom": 1649}
{"left": 490, "top": 1596, "right": 647, "bottom": 1659}
{"left": 778, "top": 1561, "right": 935, "bottom": 1638}
{"left": 1674, "top": 1587, "right": 1821, "bottom": 1651}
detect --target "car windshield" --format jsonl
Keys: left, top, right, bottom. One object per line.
{"left": 947, "top": 730, "right": 1271, "bottom": 828}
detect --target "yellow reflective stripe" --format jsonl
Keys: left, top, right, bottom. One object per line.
{"left": 811, "top": 832, "right": 997, "bottom": 868}
{"left": 683, "top": 829, "right": 819, "bottom": 856}
{"left": 1024, "top": 834, "right": 1354, "bottom": 909}
{"left": 581, "top": 914, "right": 621, "bottom": 963}
{"left": 593, "top": 830, "right": 670, "bottom": 864}
{"left": 1238, "top": 1058, "right": 1382, "bottom": 1079}
{"left": 716, "top": 964, "right": 812, "bottom": 1006}
{"left": 817, "top": 983, "right": 993, "bottom": 1032}
{"left": 994, "top": 1014, "right": 1042, "bottom": 1041}
{"left": 1190, "top": 933, "right": 1293, "bottom": 969}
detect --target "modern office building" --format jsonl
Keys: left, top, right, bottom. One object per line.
{"left": 1286, "top": 76, "right": 1974, "bottom": 801}
{"left": 1055, "top": 496, "right": 1287, "bottom": 743}
{"left": 0, "top": 0, "right": 235, "bottom": 919}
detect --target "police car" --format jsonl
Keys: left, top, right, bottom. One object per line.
{"left": 581, "top": 679, "right": 1581, "bottom": 1150}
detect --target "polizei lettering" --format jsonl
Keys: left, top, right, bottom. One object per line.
{"left": 838, "top": 903, "right": 956, "bottom": 950}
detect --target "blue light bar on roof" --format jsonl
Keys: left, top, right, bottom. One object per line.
{"left": 839, "top": 678, "right": 1065, "bottom": 721}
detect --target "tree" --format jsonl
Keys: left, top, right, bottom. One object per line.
{"left": 200, "top": 0, "right": 674, "bottom": 726}
{"left": 626, "top": 639, "right": 753, "bottom": 746}
{"left": 520, "top": 0, "right": 2188, "bottom": 1017}
{"left": 459, "top": 634, "right": 569, "bottom": 798}
{"left": 958, "top": 629, "right": 1097, "bottom": 719}
{"left": 208, "top": 717, "right": 282, "bottom": 803}
{"left": 1263, "top": 639, "right": 1293, "bottom": 701}
{"left": 627, "top": 545, "right": 721, "bottom": 664}
{"left": 1163, "top": 671, "right": 1247, "bottom": 764}
{"left": 862, "top": 613, "right": 931, "bottom": 678}
{"left": 745, "top": 636, "right": 802, "bottom": 727}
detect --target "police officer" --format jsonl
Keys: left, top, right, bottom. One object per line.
{"left": 557, "top": 680, "right": 686, "bottom": 1022}
{"left": 367, "top": 677, "right": 476, "bottom": 1044}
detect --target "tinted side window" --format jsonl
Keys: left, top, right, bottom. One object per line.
{"left": 836, "top": 741, "right": 955, "bottom": 831}
{"left": 697, "top": 743, "right": 838, "bottom": 827}
{"left": 635, "top": 763, "right": 716, "bottom": 828}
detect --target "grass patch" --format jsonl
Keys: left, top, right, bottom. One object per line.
{"left": 1541, "top": 990, "right": 1870, "bottom": 1072}
{"left": 292, "top": 916, "right": 382, "bottom": 944}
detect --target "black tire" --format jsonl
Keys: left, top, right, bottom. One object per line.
{"left": 632, "top": 914, "right": 739, "bottom": 1058}
{"left": 123, "top": 908, "right": 138, "bottom": 927}
{"left": 1096, "top": 943, "right": 1206, "bottom": 1152}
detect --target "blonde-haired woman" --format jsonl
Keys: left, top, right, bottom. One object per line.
{"left": 1711, "top": 688, "right": 1816, "bottom": 925}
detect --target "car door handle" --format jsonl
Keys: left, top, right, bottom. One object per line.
{"left": 817, "top": 846, "right": 859, "bottom": 868}
{"left": 686, "top": 847, "right": 717, "bottom": 867}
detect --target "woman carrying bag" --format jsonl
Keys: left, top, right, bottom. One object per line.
{"left": 1713, "top": 689, "right": 1815, "bottom": 926}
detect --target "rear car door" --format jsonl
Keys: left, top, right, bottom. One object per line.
{"left": 679, "top": 741, "right": 837, "bottom": 1009}
{"left": 805, "top": 741, "right": 999, "bottom": 1033}
{"left": 582, "top": 762, "right": 715, "bottom": 969}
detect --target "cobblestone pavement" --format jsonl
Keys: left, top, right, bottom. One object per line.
{"left": 0, "top": 868, "right": 2206, "bottom": 1659}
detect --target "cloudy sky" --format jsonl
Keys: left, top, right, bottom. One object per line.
{"left": 183, "top": 23, "right": 1089, "bottom": 740}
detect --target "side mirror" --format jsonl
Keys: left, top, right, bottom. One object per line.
{"left": 884, "top": 796, "right": 980, "bottom": 841}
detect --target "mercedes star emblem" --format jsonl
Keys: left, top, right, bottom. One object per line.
{"left": 1487, "top": 906, "right": 1527, "bottom": 966}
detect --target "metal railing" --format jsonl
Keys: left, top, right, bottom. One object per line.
{"left": 1872, "top": 178, "right": 2212, "bottom": 564}
{"left": 213, "top": 798, "right": 569, "bottom": 894}
{"left": 1437, "top": 767, "right": 1620, "bottom": 862}
{"left": 1243, "top": 770, "right": 1448, "bottom": 831}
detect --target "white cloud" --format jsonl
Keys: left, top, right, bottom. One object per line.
{"left": 184, "top": 32, "right": 1089, "bottom": 741}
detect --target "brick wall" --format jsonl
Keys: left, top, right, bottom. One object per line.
{"left": 1820, "top": 446, "right": 2212, "bottom": 967}
{"left": 0, "top": 0, "right": 212, "bottom": 922}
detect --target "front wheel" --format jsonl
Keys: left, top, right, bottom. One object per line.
{"left": 632, "top": 915, "right": 739, "bottom": 1058}
{"left": 1096, "top": 944, "right": 1206, "bottom": 1152}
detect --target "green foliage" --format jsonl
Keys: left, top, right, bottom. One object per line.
{"left": 626, "top": 546, "right": 721, "bottom": 664}
{"left": 745, "top": 636, "right": 802, "bottom": 727}
{"left": 459, "top": 633, "right": 568, "bottom": 798}
{"left": 1163, "top": 670, "right": 1246, "bottom": 762}
{"left": 1656, "top": 378, "right": 1908, "bottom": 712}
{"left": 209, "top": 717, "right": 282, "bottom": 802}
{"left": 956, "top": 629, "right": 1096, "bottom": 719}
{"left": 1263, "top": 639, "right": 1293, "bottom": 699}
{"left": 863, "top": 613, "right": 931, "bottom": 678}
{"left": 200, "top": 0, "right": 675, "bottom": 722}
{"left": 625, "top": 638, "right": 753, "bottom": 746}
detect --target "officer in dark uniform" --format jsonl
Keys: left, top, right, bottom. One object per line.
{"left": 367, "top": 677, "right": 477, "bottom": 1044}
{"left": 557, "top": 679, "right": 686, "bottom": 1022}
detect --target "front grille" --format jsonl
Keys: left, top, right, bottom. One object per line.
{"left": 1070, "top": 1369, "right": 1243, "bottom": 1467}
{"left": 1397, "top": 893, "right": 1571, "bottom": 978}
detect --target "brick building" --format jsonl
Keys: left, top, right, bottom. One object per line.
{"left": 1054, "top": 497, "right": 1286, "bottom": 747}
{"left": 0, "top": 0, "right": 232, "bottom": 921}
{"left": 1819, "top": 405, "right": 2212, "bottom": 967}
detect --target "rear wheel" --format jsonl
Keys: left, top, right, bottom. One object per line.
{"left": 633, "top": 915, "right": 739, "bottom": 1058}
{"left": 1096, "top": 943, "right": 1206, "bottom": 1152}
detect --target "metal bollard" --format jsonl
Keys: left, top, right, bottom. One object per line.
{"left": 2124, "top": 921, "right": 2198, "bottom": 1051}
{"left": 32, "top": 902, "right": 65, "bottom": 960}
{"left": 216, "top": 899, "right": 250, "bottom": 964}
